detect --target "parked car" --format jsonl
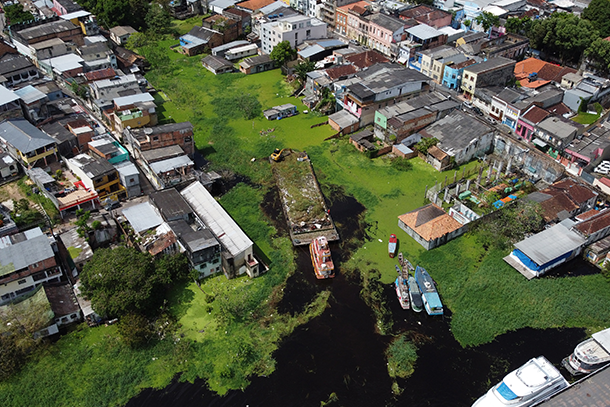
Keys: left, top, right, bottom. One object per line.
{"left": 486, "top": 117, "right": 498, "bottom": 125}
{"left": 473, "top": 107, "right": 483, "bottom": 116}
{"left": 463, "top": 101, "right": 473, "bottom": 109}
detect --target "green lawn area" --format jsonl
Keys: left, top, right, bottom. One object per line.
{"left": 572, "top": 112, "right": 600, "bottom": 124}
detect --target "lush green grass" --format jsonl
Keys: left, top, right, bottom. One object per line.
{"left": 572, "top": 112, "right": 600, "bottom": 124}
{"left": 172, "top": 16, "right": 210, "bottom": 35}
{"left": 417, "top": 235, "right": 610, "bottom": 346}
{"left": 0, "top": 325, "right": 188, "bottom": 407}
{"left": 67, "top": 246, "right": 83, "bottom": 259}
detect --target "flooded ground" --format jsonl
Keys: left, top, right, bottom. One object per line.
{"left": 127, "top": 188, "right": 591, "bottom": 407}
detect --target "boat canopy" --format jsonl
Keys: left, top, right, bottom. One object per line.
{"left": 425, "top": 292, "right": 443, "bottom": 309}
{"left": 497, "top": 382, "right": 518, "bottom": 401}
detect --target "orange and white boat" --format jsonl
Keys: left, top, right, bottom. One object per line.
{"left": 310, "top": 236, "right": 335, "bottom": 279}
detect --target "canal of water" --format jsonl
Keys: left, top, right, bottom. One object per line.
{"left": 127, "top": 189, "right": 592, "bottom": 407}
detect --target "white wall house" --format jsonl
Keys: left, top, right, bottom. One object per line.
{"left": 261, "top": 15, "right": 327, "bottom": 55}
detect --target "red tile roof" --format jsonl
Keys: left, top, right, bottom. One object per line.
{"left": 539, "top": 193, "right": 578, "bottom": 222}
{"left": 84, "top": 68, "right": 116, "bottom": 82}
{"left": 574, "top": 210, "right": 610, "bottom": 236}
{"left": 521, "top": 106, "right": 550, "bottom": 124}
{"left": 338, "top": 0, "right": 369, "bottom": 12}
{"left": 576, "top": 209, "right": 599, "bottom": 221}
{"left": 345, "top": 50, "right": 389, "bottom": 69}
{"left": 549, "top": 179, "right": 597, "bottom": 205}
{"left": 398, "top": 203, "right": 462, "bottom": 241}
{"left": 235, "top": 0, "right": 275, "bottom": 11}
{"left": 325, "top": 64, "right": 358, "bottom": 80}
{"left": 600, "top": 177, "right": 610, "bottom": 187}
{"left": 545, "top": 102, "right": 571, "bottom": 116}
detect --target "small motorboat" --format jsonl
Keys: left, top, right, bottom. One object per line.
{"left": 395, "top": 276, "right": 410, "bottom": 310}
{"left": 408, "top": 275, "right": 423, "bottom": 313}
{"left": 388, "top": 234, "right": 397, "bottom": 258}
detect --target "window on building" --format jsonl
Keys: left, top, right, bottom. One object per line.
{"left": 18, "top": 279, "right": 27, "bottom": 285}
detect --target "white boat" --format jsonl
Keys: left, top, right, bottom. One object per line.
{"left": 472, "top": 356, "right": 569, "bottom": 407}
{"left": 562, "top": 327, "right": 610, "bottom": 375}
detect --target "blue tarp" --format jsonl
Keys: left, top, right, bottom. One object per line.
{"left": 497, "top": 382, "right": 518, "bottom": 401}
{"left": 512, "top": 248, "right": 574, "bottom": 272}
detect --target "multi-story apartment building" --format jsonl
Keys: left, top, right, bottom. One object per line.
{"left": 261, "top": 15, "right": 327, "bottom": 54}
{"left": 461, "top": 57, "right": 516, "bottom": 99}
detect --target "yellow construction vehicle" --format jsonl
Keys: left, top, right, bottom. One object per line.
{"left": 270, "top": 148, "right": 290, "bottom": 162}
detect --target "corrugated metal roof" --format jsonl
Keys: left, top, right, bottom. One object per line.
{"left": 113, "top": 92, "right": 154, "bottom": 108}
{"left": 14, "top": 85, "right": 47, "bottom": 104}
{"left": 298, "top": 45, "right": 324, "bottom": 58}
{"left": 0, "top": 232, "right": 54, "bottom": 277}
{"left": 514, "top": 222, "right": 585, "bottom": 266}
{"left": 407, "top": 24, "right": 442, "bottom": 40}
{"left": 122, "top": 202, "right": 163, "bottom": 233}
{"left": 0, "top": 85, "right": 20, "bottom": 105}
{"left": 181, "top": 181, "right": 252, "bottom": 257}
{"left": 0, "top": 119, "right": 56, "bottom": 154}
{"left": 40, "top": 53, "right": 84, "bottom": 73}
{"left": 149, "top": 155, "right": 193, "bottom": 174}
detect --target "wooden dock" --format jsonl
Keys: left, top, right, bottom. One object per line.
{"left": 397, "top": 252, "right": 414, "bottom": 279}
{"left": 271, "top": 152, "right": 339, "bottom": 247}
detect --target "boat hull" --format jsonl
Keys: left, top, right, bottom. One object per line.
{"left": 407, "top": 276, "right": 423, "bottom": 312}
{"left": 415, "top": 266, "right": 443, "bottom": 316}
{"left": 395, "top": 277, "right": 410, "bottom": 309}
{"left": 388, "top": 243, "right": 396, "bottom": 258}
{"left": 310, "top": 240, "right": 334, "bottom": 279}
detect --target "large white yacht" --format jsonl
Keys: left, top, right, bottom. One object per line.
{"left": 472, "top": 356, "right": 569, "bottom": 407}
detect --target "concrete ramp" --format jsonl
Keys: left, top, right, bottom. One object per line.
{"left": 503, "top": 254, "right": 537, "bottom": 280}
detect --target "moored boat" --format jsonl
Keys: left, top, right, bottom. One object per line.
{"left": 415, "top": 266, "right": 443, "bottom": 316}
{"left": 562, "top": 327, "right": 610, "bottom": 375}
{"left": 388, "top": 234, "right": 397, "bottom": 258}
{"left": 310, "top": 236, "right": 334, "bottom": 279}
{"left": 394, "top": 275, "right": 410, "bottom": 310}
{"left": 408, "top": 275, "right": 423, "bottom": 313}
{"left": 472, "top": 356, "right": 569, "bottom": 407}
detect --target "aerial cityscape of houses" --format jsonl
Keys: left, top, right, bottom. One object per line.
{"left": 1, "top": 0, "right": 610, "bottom": 401}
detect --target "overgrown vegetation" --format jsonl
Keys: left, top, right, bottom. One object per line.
{"left": 386, "top": 333, "right": 418, "bottom": 379}
{"left": 415, "top": 137, "right": 438, "bottom": 155}
{"left": 470, "top": 200, "right": 545, "bottom": 250}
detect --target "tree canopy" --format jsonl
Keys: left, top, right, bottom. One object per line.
{"left": 75, "top": 0, "right": 149, "bottom": 30}
{"left": 528, "top": 12, "right": 599, "bottom": 64}
{"left": 504, "top": 16, "right": 533, "bottom": 36}
{"left": 294, "top": 60, "right": 316, "bottom": 82}
{"left": 79, "top": 247, "right": 189, "bottom": 317}
{"left": 270, "top": 41, "right": 296, "bottom": 68}
{"left": 475, "top": 11, "right": 500, "bottom": 32}
{"left": 4, "top": 4, "right": 35, "bottom": 25}
{"left": 585, "top": 37, "right": 610, "bottom": 72}
{"left": 582, "top": 0, "right": 610, "bottom": 38}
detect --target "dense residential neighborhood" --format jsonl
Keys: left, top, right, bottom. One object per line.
{"left": 1, "top": 0, "right": 610, "bottom": 404}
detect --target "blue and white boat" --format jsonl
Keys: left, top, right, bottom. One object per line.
{"left": 415, "top": 266, "right": 443, "bottom": 316}
{"left": 472, "top": 356, "right": 568, "bottom": 407}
